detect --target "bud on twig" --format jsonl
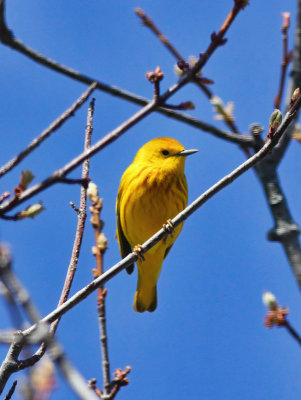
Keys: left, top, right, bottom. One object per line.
{"left": 249, "top": 123, "right": 264, "bottom": 136}
{"left": 235, "top": 0, "right": 249, "bottom": 9}
{"left": 267, "top": 109, "right": 282, "bottom": 138}
{"left": 18, "top": 202, "right": 44, "bottom": 219}
{"left": 145, "top": 66, "right": 164, "bottom": 83}
{"left": 269, "top": 109, "right": 282, "bottom": 129}
{"left": 0, "top": 192, "right": 10, "bottom": 204}
{"left": 292, "top": 88, "right": 300, "bottom": 103}
{"left": 97, "top": 233, "right": 108, "bottom": 252}
{"left": 262, "top": 291, "right": 289, "bottom": 328}
{"left": 14, "top": 170, "right": 35, "bottom": 197}
{"left": 281, "top": 12, "right": 290, "bottom": 32}
{"left": 262, "top": 291, "right": 277, "bottom": 310}
{"left": 174, "top": 61, "right": 190, "bottom": 77}
{"left": 87, "top": 182, "right": 99, "bottom": 204}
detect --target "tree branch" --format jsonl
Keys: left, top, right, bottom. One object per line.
{"left": 51, "top": 98, "right": 94, "bottom": 334}
{"left": 272, "top": 0, "right": 301, "bottom": 164}
{"left": 0, "top": 332, "right": 23, "bottom": 394}
{"left": 89, "top": 190, "right": 111, "bottom": 395}
{"left": 48, "top": 341, "right": 100, "bottom": 400}
{"left": 4, "top": 380, "right": 17, "bottom": 400}
{"left": 274, "top": 13, "right": 293, "bottom": 110}
{"left": 134, "top": 7, "right": 243, "bottom": 137}
{"left": 252, "top": 1, "right": 301, "bottom": 288}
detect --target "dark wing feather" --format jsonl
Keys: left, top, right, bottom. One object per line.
{"left": 164, "top": 244, "right": 173, "bottom": 259}
{"left": 116, "top": 197, "right": 134, "bottom": 274}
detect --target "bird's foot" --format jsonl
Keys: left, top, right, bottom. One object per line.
{"left": 163, "top": 219, "right": 174, "bottom": 237}
{"left": 133, "top": 244, "right": 145, "bottom": 262}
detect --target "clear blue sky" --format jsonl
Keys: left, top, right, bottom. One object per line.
{"left": 1, "top": 1, "right": 301, "bottom": 399}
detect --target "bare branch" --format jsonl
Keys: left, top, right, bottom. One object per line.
{"left": 284, "top": 320, "right": 301, "bottom": 345}
{"left": 49, "top": 341, "right": 100, "bottom": 400}
{"left": 51, "top": 98, "right": 94, "bottom": 334}
{"left": 0, "top": 332, "right": 23, "bottom": 394}
{"left": 135, "top": 7, "right": 243, "bottom": 136}
{"left": 272, "top": 1, "right": 301, "bottom": 164}
{"left": 4, "top": 380, "right": 17, "bottom": 400}
{"left": 274, "top": 13, "right": 293, "bottom": 109}
{"left": 108, "top": 367, "right": 131, "bottom": 400}
{"left": 135, "top": 7, "right": 185, "bottom": 61}
{"left": 0, "top": 246, "right": 41, "bottom": 323}
{"left": 89, "top": 190, "right": 110, "bottom": 395}
{"left": 0, "top": 82, "right": 97, "bottom": 178}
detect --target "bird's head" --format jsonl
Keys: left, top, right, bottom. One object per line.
{"left": 133, "top": 137, "right": 198, "bottom": 174}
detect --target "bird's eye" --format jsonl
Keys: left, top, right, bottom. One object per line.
{"left": 161, "top": 150, "right": 169, "bottom": 156}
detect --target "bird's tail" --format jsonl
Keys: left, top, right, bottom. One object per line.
{"left": 133, "top": 272, "right": 157, "bottom": 312}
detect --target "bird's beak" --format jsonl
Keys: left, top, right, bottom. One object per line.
{"left": 176, "top": 148, "right": 198, "bottom": 157}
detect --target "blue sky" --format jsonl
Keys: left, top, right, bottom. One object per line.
{"left": 1, "top": 1, "right": 301, "bottom": 399}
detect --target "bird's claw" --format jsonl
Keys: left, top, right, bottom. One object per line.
{"left": 163, "top": 219, "right": 174, "bottom": 237}
{"left": 133, "top": 244, "right": 145, "bottom": 262}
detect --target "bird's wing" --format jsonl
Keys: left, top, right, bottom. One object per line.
{"left": 164, "top": 244, "right": 173, "bottom": 259}
{"left": 116, "top": 192, "right": 134, "bottom": 274}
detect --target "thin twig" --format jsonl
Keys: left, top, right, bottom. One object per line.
{"left": 4, "top": 380, "right": 17, "bottom": 400}
{"left": 134, "top": 6, "right": 250, "bottom": 156}
{"left": 0, "top": 268, "right": 41, "bottom": 323}
{"left": 20, "top": 94, "right": 301, "bottom": 341}
{"left": 0, "top": 332, "right": 23, "bottom": 394}
{"left": 0, "top": 281, "right": 24, "bottom": 330}
{"left": 90, "top": 193, "right": 110, "bottom": 395}
{"left": 49, "top": 341, "right": 100, "bottom": 400}
{"left": 0, "top": 246, "right": 40, "bottom": 323}
{"left": 108, "top": 367, "right": 131, "bottom": 400}
{"left": 51, "top": 98, "right": 94, "bottom": 334}
{"left": 274, "top": 13, "right": 293, "bottom": 109}
{"left": 0, "top": 82, "right": 97, "bottom": 178}
{"left": 88, "top": 378, "right": 103, "bottom": 398}
{"left": 271, "top": 6, "right": 301, "bottom": 165}
{"left": 135, "top": 8, "right": 184, "bottom": 60}
{"left": 284, "top": 320, "right": 301, "bottom": 345}
{"left": 263, "top": 293, "right": 301, "bottom": 346}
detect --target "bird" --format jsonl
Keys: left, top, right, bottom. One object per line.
{"left": 116, "top": 137, "right": 198, "bottom": 312}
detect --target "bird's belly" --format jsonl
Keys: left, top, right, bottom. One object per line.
{"left": 122, "top": 179, "right": 186, "bottom": 247}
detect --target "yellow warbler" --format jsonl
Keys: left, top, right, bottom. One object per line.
{"left": 116, "top": 137, "right": 197, "bottom": 312}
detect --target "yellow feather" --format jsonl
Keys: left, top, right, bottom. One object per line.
{"left": 116, "top": 137, "right": 196, "bottom": 312}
